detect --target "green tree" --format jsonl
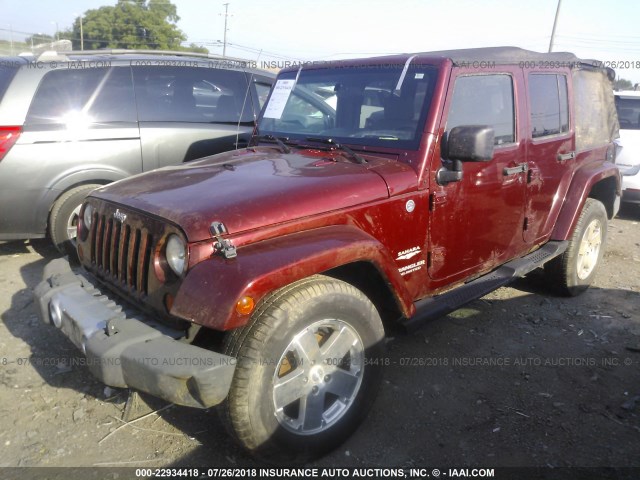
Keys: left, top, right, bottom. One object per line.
{"left": 614, "top": 78, "right": 634, "bottom": 91}
{"left": 24, "top": 33, "right": 55, "bottom": 47}
{"left": 71, "top": 0, "right": 186, "bottom": 50}
{"left": 183, "top": 43, "right": 209, "bottom": 54}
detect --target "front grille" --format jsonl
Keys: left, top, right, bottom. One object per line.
{"left": 90, "top": 213, "right": 153, "bottom": 295}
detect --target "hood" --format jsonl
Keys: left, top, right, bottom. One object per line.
{"left": 92, "top": 147, "right": 416, "bottom": 242}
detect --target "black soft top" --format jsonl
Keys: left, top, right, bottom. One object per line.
{"left": 418, "top": 46, "right": 589, "bottom": 66}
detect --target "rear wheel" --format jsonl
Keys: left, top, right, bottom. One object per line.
{"left": 49, "top": 184, "right": 100, "bottom": 256}
{"left": 544, "top": 198, "right": 608, "bottom": 296}
{"left": 219, "top": 276, "right": 385, "bottom": 463}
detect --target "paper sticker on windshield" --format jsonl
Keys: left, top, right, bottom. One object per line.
{"left": 263, "top": 79, "right": 295, "bottom": 119}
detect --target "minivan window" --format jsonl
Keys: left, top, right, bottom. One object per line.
{"left": 446, "top": 74, "right": 515, "bottom": 145}
{"left": 0, "top": 65, "right": 19, "bottom": 101}
{"left": 132, "top": 66, "right": 253, "bottom": 124}
{"left": 529, "top": 74, "right": 569, "bottom": 138}
{"left": 26, "top": 67, "right": 136, "bottom": 126}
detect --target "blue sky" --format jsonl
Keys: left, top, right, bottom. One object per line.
{"left": 2, "top": 0, "right": 640, "bottom": 83}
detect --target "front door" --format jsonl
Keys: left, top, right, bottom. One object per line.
{"left": 428, "top": 68, "right": 528, "bottom": 284}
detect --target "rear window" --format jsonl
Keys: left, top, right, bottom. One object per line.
{"left": 132, "top": 66, "right": 254, "bottom": 123}
{"left": 25, "top": 67, "right": 136, "bottom": 125}
{"left": 0, "top": 65, "right": 19, "bottom": 101}
{"left": 573, "top": 69, "right": 618, "bottom": 150}
{"left": 615, "top": 96, "right": 640, "bottom": 130}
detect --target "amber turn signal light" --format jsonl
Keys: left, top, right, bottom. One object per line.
{"left": 236, "top": 296, "right": 255, "bottom": 315}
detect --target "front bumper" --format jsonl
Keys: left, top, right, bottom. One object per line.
{"left": 34, "top": 258, "right": 235, "bottom": 409}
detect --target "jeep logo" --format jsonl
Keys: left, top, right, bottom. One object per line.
{"left": 113, "top": 209, "right": 127, "bottom": 223}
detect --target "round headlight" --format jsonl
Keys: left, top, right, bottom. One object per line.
{"left": 166, "top": 234, "right": 187, "bottom": 276}
{"left": 83, "top": 203, "right": 93, "bottom": 230}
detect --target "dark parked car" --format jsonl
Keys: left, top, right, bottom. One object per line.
{"left": 0, "top": 50, "right": 274, "bottom": 251}
{"left": 35, "top": 47, "right": 620, "bottom": 462}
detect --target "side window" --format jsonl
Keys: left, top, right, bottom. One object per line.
{"left": 529, "top": 74, "right": 569, "bottom": 138}
{"left": 446, "top": 74, "right": 515, "bottom": 145}
{"left": 26, "top": 67, "right": 136, "bottom": 125}
{"left": 132, "top": 66, "right": 252, "bottom": 123}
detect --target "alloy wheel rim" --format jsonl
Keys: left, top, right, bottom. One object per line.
{"left": 576, "top": 218, "right": 602, "bottom": 280}
{"left": 272, "top": 318, "right": 364, "bottom": 435}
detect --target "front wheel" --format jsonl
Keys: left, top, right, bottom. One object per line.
{"left": 544, "top": 198, "right": 608, "bottom": 296}
{"left": 219, "top": 276, "right": 385, "bottom": 463}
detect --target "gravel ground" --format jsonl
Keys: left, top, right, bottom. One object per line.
{"left": 0, "top": 205, "right": 639, "bottom": 471}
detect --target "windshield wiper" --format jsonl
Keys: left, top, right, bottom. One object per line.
{"left": 254, "top": 134, "right": 291, "bottom": 154}
{"left": 305, "top": 137, "right": 367, "bottom": 164}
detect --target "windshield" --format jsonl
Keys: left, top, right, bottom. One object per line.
{"left": 258, "top": 64, "right": 438, "bottom": 150}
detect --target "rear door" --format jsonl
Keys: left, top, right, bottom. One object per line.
{"left": 523, "top": 71, "right": 574, "bottom": 244}
{"left": 133, "top": 66, "right": 270, "bottom": 170}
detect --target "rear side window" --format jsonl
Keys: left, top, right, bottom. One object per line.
{"left": 132, "top": 66, "right": 254, "bottom": 123}
{"left": 446, "top": 74, "right": 515, "bottom": 145}
{"left": 0, "top": 65, "right": 19, "bottom": 101}
{"left": 529, "top": 74, "right": 569, "bottom": 138}
{"left": 25, "top": 67, "right": 136, "bottom": 125}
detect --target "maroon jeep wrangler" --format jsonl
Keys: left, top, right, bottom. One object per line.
{"left": 35, "top": 47, "right": 620, "bottom": 462}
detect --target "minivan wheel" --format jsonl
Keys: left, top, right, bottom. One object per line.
{"left": 49, "top": 184, "right": 100, "bottom": 256}
{"left": 219, "top": 276, "right": 385, "bottom": 464}
{"left": 544, "top": 198, "right": 608, "bottom": 296}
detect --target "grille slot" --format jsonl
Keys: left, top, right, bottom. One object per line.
{"left": 90, "top": 213, "right": 153, "bottom": 295}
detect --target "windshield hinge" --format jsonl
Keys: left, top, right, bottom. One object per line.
{"left": 210, "top": 221, "right": 237, "bottom": 259}
{"left": 429, "top": 191, "right": 447, "bottom": 211}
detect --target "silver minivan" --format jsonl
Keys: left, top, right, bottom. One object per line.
{"left": 0, "top": 50, "right": 274, "bottom": 252}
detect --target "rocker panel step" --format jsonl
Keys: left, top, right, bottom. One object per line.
{"left": 402, "top": 241, "right": 568, "bottom": 332}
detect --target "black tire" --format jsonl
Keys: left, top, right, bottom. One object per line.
{"left": 219, "top": 275, "right": 385, "bottom": 464}
{"left": 49, "top": 184, "right": 100, "bottom": 256}
{"left": 544, "top": 198, "right": 608, "bottom": 296}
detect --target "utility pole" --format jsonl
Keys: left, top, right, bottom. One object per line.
{"left": 79, "top": 15, "right": 84, "bottom": 50}
{"left": 548, "top": 0, "right": 562, "bottom": 53}
{"left": 9, "top": 24, "right": 13, "bottom": 55}
{"left": 221, "top": 3, "right": 230, "bottom": 57}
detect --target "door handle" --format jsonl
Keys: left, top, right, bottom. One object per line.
{"left": 503, "top": 163, "right": 528, "bottom": 176}
{"left": 557, "top": 151, "right": 576, "bottom": 162}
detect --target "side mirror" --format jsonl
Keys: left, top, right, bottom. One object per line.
{"left": 445, "top": 125, "right": 495, "bottom": 162}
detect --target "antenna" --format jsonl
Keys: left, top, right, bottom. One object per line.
{"left": 235, "top": 49, "right": 263, "bottom": 151}
{"left": 548, "top": 0, "right": 562, "bottom": 53}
